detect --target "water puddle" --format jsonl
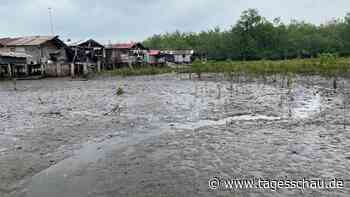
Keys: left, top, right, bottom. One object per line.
{"left": 290, "top": 89, "right": 322, "bottom": 119}
{"left": 172, "top": 114, "right": 281, "bottom": 130}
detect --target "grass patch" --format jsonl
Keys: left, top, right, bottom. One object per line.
{"left": 186, "top": 56, "right": 350, "bottom": 78}
{"left": 104, "top": 66, "right": 174, "bottom": 77}
{"left": 100, "top": 56, "right": 350, "bottom": 78}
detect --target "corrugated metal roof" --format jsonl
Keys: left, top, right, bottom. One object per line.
{"left": 110, "top": 43, "right": 136, "bottom": 49}
{"left": 148, "top": 50, "right": 160, "bottom": 56}
{"left": 108, "top": 42, "right": 147, "bottom": 50}
{"left": 66, "top": 39, "right": 89, "bottom": 46}
{"left": 0, "top": 38, "right": 18, "bottom": 46}
{"left": 0, "top": 36, "right": 57, "bottom": 46}
{"left": 67, "top": 39, "right": 104, "bottom": 48}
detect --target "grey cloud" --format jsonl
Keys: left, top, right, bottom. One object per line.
{"left": 0, "top": 0, "right": 349, "bottom": 44}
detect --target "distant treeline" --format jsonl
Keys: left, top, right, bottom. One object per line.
{"left": 143, "top": 9, "right": 350, "bottom": 61}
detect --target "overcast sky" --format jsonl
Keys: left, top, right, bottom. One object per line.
{"left": 0, "top": 0, "right": 349, "bottom": 44}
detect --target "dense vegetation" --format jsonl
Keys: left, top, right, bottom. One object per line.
{"left": 143, "top": 9, "right": 350, "bottom": 61}
{"left": 188, "top": 55, "right": 350, "bottom": 78}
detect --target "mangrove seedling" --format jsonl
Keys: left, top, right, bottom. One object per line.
{"left": 117, "top": 87, "right": 124, "bottom": 96}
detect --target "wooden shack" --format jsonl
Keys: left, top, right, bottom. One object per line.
{"left": 144, "top": 50, "right": 165, "bottom": 65}
{"left": 67, "top": 39, "right": 105, "bottom": 76}
{"left": 0, "top": 36, "right": 69, "bottom": 77}
{"left": 105, "top": 42, "right": 147, "bottom": 68}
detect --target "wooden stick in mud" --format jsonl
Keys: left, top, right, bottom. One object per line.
{"left": 13, "top": 78, "right": 17, "bottom": 91}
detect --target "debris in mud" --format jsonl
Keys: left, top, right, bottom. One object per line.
{"left": 103, "top": 104, "right": 122, "bottom": 116}
{"left": 15, "top": 145, "right": 22, "bottom": 150}
{"left": 38, "top": 97, "right": 45, "bottom": 105}
{"left": 0, "top": 112, "right": 10, "bottom": 119}
{"left": 291, "top": 150, "right": 298, "bottom": 155}
{"left": 107, "top": 134, "right": 119, "bottom": 139}
{"left": 50, "top": 112, "right": 63, "bottom": 116}
{"left": 42, "top": 111, "right": 64, "bottom": 118}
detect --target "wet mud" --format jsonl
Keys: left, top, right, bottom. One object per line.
{"left": 0, "top": 74, "right": 349, "bottom": 196}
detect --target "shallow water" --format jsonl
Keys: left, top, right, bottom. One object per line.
{"left": 290, "top": 87, "right": 322, "bottom": 119}
{"left": 172, "top": 114, "right": 281, "bottom": 130}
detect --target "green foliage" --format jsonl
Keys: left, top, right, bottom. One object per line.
{"left": 143, "top": 9, "right": 350, "bottom": 61}
{"left": 105, "top": 66, "right": 174, "bottom": 77}
{"left": 318, "top": 53, "right": 342, "bottom": 77}
{"left": 319, "top": 53, "right": 338, "bottom": 66}
{"left": 187, "top": 58, "right": 350, "bottom": 78}
{"left": 102, "top": 58, "right": 350, "bottom": 79}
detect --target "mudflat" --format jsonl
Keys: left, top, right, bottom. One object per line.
{"left": 0, "top": 74, "right": 349, "bottom": 197}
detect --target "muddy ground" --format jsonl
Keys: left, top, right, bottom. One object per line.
{"left": 0, "top": 73, "right": 349, "bottom": 197}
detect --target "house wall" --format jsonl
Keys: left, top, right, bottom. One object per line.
{"left": 174, "top": 54, "right": 192, "bottom": 64}
{"left": 0, "top": 46, "right": 41, "bottom": 64}
{"left": 145, "top": 55, "right": 157, "bottom": 64}
{"left": 174, "top": 55, "right": 184, "bottom": 63}
{"left": 0, "top": 41, "right": 67, "bottom": 65}
{"left": 105, "top": 48, "right": 121, "bottom": 64}
{"left": 45, "top": 63, "right": 70, "bottom": 77}
{"left": 116, "top": 49, "right": 128, "bottom": 63}
{"left": 106, "top": 48, "right": 133, "bottom": 64}
{"left": 28, "top": 42, "right": 67, "bottom": 64}
{"left": 0, "top": 47, "right": 10, "bottom": 53}
{"left": 184, "top": 55, "right": 192, "bottom": 63}
{"left": 158, "top": 57, "right": 165, "bottom": 64}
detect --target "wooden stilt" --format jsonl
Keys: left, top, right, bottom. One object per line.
{"left": 8, "top": 64, "right": 12, "bottom": 78}
{"left": 70, "top": 63, "right": 75, "bottom": 77}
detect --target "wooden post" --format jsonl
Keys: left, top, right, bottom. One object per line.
{"left": 56, "top": 63, "right": 62, "bottom": 77}
{"left": 70, "top": 63, "right": 75, "bottom": 77}
{"left": 8, "top": 64, "right": 12, "bottom": 78}
{"left": 97, "top": 61, "right": 101, "bottom": 72}
{"left": 41, "top": 63, "right": 45, "bottom": 76}
{"left": 24, "top": 64, "right": 29, "bottom": 76}
{"left": 83, "top": 63, "right": 88, "bottom": 75}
